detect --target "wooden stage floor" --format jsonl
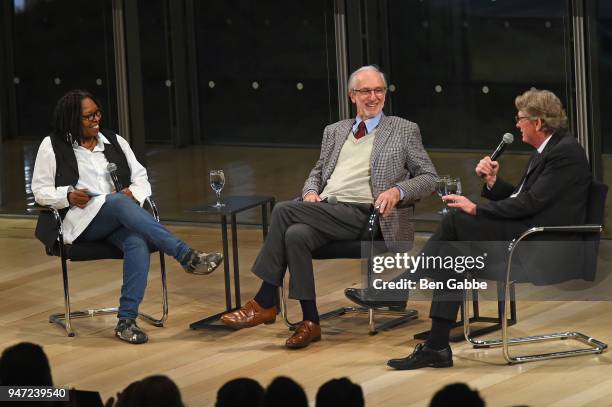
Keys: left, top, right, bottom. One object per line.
{"left": 1, "top": 218, "right": 611, "bottom": 406}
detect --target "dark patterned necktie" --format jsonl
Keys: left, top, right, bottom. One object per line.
{"left": 354, "top": 121, "right": 367, "bottom": 139}
{"left": 512, "top": 152, "right": 539, "bottom": 197}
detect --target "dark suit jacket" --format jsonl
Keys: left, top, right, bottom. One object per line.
{"left": 475, "top": 130, "right": 592, "bottom": 284}
{"left": 478, "top": 130, "right": 590, "bottom": 227}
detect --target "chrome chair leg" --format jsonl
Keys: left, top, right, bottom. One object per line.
{"left": 463, "top": 230, "right": 608, "bottom": 364}
{"left": 279, "top": 275, "right": 418, "bottom": 334}
{"left": 56, "top": 250, "right": 74, "bottom": 337}
{"left": 279, "top": 281, "right": 303, "bottom": 329}
{"left": 139, "top": 251, "right": 169, "bottom": 327}
{"left": 279, "top": 280, "right": 364, "bottom": 329}
{"left": 50, "top": 251, "right": 169, "bottom": 336}
{"left": 464, "top": 287, "right": 607, "bottom": 363}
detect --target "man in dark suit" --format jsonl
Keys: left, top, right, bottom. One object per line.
{"left": 220, "top": 65, "right": 437, "bottom": 348}
{"left": 347, "top": 89, "right": 591, "bottom": 369}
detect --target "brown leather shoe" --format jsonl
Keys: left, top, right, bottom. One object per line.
{"left": 285, "top": 320, "right": 321, "bottom": 349}
{"left": 220, "top": 299, "right": 276, "bottom": 329}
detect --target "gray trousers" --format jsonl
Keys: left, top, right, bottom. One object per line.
{"left": 252, "top": 200, "right": 370, "bottom": 301}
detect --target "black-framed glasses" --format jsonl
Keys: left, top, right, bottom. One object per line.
{"left": 514, "top": 115, "right": 533, "bottom": 123}
{"left": 82, "top": 110, "right": 102, "bottom": 122}
{"left": 352, "top": 87, "right": 387, "bottom": 96}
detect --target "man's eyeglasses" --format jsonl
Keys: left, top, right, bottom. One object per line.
{"left": 515, "top": 115, "right": 533, "bottom": 123}
{"left": 352, "top": 87, "right": 387, "bottom": 96}
{"left": 82, "top": 110, "right": 102, "bottom": 122}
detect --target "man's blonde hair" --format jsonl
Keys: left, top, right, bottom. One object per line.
{"left": 515, "top": 89, "right": 568, "bottom": 133}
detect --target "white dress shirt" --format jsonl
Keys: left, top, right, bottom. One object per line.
{"left": 509, "top": 134, "right": 553, "bottom": 198}
{"left": 31, "top": 132, "right": 151, "bottom": 244}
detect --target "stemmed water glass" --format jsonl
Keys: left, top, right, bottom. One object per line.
{"left": 443, "top": 177, "right": 462, "bottom": 213}
{"left": 436, "top": 175, "right": 450, "bottom": 215}
{"left": 209, "top": 169, "right": 226, "bottom": 208}
{"left": 455, "top": 177, "right": 462, "bottom": 196}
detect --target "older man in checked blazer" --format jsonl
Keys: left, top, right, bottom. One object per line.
{"left": 220, "top": 65, "right": 437, "bottom": 348}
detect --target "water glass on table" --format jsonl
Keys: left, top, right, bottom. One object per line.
{"left": 209, "top": 169, "right": 226, "bottom": 208}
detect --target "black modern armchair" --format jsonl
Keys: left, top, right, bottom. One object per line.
{"left": 463, "top": 181, "right": 609, "bottom": 364}
{"left": 29, "top": 197, "right": 168, "bottom": 337}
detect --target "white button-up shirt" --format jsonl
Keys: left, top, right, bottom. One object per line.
{"left": 31, "top": 132, "right": 151, "bottom": 244}
{"left": 509, "top": 134, "right": 553, "bottom": 198}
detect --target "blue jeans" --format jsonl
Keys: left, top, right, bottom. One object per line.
{"left": 76, "top": 193, "right": 191, "bottom": 319}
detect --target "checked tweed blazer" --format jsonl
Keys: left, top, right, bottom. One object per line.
{"left": 302, "top": 115, "right": 437, "bottom": 249}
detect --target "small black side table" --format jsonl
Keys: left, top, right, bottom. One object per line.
{"left": 189, "top": 195, "right": 275, "bottom": 330}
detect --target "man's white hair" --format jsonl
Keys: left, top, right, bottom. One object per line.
{"left": 347, "top": 65, "right": 387, "bottom": 91}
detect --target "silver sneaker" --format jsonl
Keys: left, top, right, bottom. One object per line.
{"left": 183, "top": 250, "right": 223, "bottom": 275}
{"left": 115, "top": 319, "right": 148, "bottom": 344}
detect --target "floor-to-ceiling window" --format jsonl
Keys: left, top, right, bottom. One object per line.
{"left": 1, "top": 0, "right": 609, "bottom": 235}
{"left": 596, "top": 0, "right": 612, "bottom": 237}
{"left": 194, "top": 0, "right": 338, "bottom": 146}
{"left": 143, "top": 0, "right": 339, "bottom": 223}
{"left": 137, "top": 0, "right": 173, "bottom": 144}
{"left": 1, "top": 0, "right": 116, "bottom": 212}
{"left": 380, "top": 0, "right": 573, "bottom": 221}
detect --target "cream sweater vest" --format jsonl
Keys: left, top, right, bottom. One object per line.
{"left": 320, "top": 129, "right": 376, "bottom": 204}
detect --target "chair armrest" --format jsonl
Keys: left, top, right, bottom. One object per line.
{"left": 27, "top": 203, "right": 54, "bottom": 214}
{"left": 144, "top": 197, "right": 161, "bottom": 222}
{"left": 28, "top": 197, "right": 161, "bottom": 231}
{"left": 537, "top": 225, "right": 602, "bottom": 233}
{"left": 503, "top": 223, "right": 604, "bottom": 286}
{"left": 514, "top": 224, "right": 602, "bottom": 243}
{"left": 509, "top": 224, "right": 603, "bottom": 256}
{"left": 28, "top": 204, "right": 65, "bottom": 251}
{"left": 27, "top": 204, "right": 63, "bottom": 230}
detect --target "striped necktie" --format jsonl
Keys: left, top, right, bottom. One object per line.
{"left": 354, "top": 121, "right": 367, "bottom": 139}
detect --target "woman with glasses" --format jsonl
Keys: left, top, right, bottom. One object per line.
{"left": 31, "top": 89, "right": 223, "bottom": 344}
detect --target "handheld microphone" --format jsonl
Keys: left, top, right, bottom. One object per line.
{"left": 107, "top": 162, "right": 123, "bottom": 192}
{"left": 490, "top": 133, "right": 514, "bottom": 161}
{"left": 479, "top": 133, "right": 514, "bottom": 178}
{"left": 326, "top": 195, "right": 338, "bottom": 205}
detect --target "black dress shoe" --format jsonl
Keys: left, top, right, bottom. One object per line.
{"left": 344, "top": 288, "right": 407, "bottom": 311}
{"left": 387, "top": 343, "right": 453, "bottom": 370}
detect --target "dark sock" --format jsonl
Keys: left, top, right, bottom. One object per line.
{"left": 299, "top": 300, "right": 320, "bottom": 325}
{"left": 254, "top": 281, "right": 277, "bottom": 309}
{"left": 425, "top": 317, "right": 453, "bottom": 350}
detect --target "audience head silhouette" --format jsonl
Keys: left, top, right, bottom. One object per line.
{"left": 0, "top": 342, "right": 53, "bottom": 386}
{"left": 429, "top": 383, "right": 485, "bottom": 407}
{"left": 316, "top": 377, "right": 364, "bottom": 407}
{"left": 216, "top": 377, "right": 264, "bottom": 407}
{"left": 0, "top": 342, "right": 487, "bottom": 407}
{"left": 264, "top": 376, "right": 308, "bottom": 407}
{"left": 114, "top": 375, "right": 183, "bottom": 407}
